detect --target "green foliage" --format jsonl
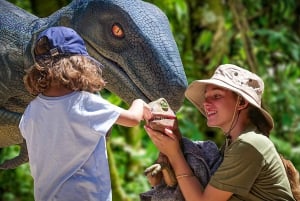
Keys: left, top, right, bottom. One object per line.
{"left": 7, "top": 0, "right": 31, "bottom": 12}
{"left": 1, "top": 0, "right": 300, "bottom": 200}
{"left": 0, "top": 146, "right": 33, "bottom": 201}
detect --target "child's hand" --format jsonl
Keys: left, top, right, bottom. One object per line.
{"left": 143, "top": 102, "right": 152, "bottom": 121}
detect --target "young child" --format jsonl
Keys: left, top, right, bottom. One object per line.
{"left": 19, "top": 26, "right": 152, "bottom": 201}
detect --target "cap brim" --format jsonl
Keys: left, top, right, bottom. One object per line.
{"left": 184, "top": 80, "right": 209, "bottom": 115}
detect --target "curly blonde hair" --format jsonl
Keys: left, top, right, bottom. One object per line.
{"left": 24, "top": 37, "right": 106, "bottom": 95}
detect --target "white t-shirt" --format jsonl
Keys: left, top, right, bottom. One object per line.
{"left": 19, "top": 91, "right": 123, "bottom": 201}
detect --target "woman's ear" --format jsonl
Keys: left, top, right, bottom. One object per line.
{"left": 238, "top": 98, "right": 248, "bottom": 110}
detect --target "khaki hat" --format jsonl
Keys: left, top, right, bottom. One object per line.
{"left": 185, "top": 64, "right": 274, "bottom": 130}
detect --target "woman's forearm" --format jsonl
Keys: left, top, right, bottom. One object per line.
{"left": 168, "top": 151, "right": 205, "bottom": 201}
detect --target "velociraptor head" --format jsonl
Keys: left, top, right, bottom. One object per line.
{"left": 69, "top": 0, "right": 188, "bottom": 111}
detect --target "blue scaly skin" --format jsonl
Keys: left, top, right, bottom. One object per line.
{"left": 0, "top": 0, "right": 187, "bottom": 169}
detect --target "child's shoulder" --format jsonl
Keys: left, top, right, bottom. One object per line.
{"left": 80, "top": 91, "right": 103, "bottom": 101}
{"left": 79, "top": 91, "right": 115, "bottom": 108}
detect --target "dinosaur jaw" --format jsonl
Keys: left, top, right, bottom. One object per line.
{"left": 147, "top": 98, "right": 176, "bottom": 132}
{"left": 148, "top": 118, "right": 176, "bottom": 133}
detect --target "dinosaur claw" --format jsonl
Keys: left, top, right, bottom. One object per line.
{"left": 144, "top": 164, "right": 163, "bottom": 187}
{"left": 144, "top": 163, "right": 162, "bottom": 176}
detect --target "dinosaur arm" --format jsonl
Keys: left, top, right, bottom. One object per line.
{"left": 0, "top": 141, "right": 28, "bottom": 170}
{"left": 0, "top": 108, "right": 23, "bottom": 147}
{"left": 0, "top": 108, "right": 25, "bottom": 169}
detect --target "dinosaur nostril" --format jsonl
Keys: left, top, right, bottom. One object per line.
{"left": 111, "top": 23, "right": 125, "bottom": 39}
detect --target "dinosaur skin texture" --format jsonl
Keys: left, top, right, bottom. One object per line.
{"left": 0, "top": 0, "right": 188, "bottom": 169}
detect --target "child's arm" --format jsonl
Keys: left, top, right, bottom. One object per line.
{"left": 115, "top": 99, "right": 152, "bottom": 127}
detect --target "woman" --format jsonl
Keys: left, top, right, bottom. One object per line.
{"left": 145, "top": 64, "right": 295, "bottom": 201}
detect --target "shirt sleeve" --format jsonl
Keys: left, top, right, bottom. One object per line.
{"left": 19, "top": 103, "right": 34, "bottom": 139}
{"left": 209, "top": 140, "right": 264, "bottom": 196}
{"left": 80, "top": 92, "right": 124, "bottom": 136}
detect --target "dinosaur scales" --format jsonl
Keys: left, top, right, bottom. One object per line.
{"left": 0, "top": 0, "right": 188, "bottom": 169}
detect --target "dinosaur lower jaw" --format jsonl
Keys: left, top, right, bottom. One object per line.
{"left": 147, "top": 119, "right": 176, "bottom": 133}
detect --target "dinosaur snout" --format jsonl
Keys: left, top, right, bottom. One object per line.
{"left": 147, "top": 98, "right": 177, "bottom": 134}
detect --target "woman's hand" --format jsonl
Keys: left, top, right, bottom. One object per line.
{"left": 144, "top": 125, "right": 182, "bottom": 161}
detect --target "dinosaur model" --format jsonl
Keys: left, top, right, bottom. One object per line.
{"left": 144, "top": 98, "right": 179, "bottom": 187}
{"left": 0, "top": 0, "right": 188, "bottom": 169}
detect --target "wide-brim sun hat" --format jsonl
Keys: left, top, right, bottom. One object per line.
{"left": 34, "top": 26, "right": 103, "bottom": 69}
{"left": 185, "top": 64, "right": 274, "bottom": 130}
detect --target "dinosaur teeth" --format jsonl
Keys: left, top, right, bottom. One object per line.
{"left": 154, "top": 117, "right": 165, "bottom": 120}
{"left": 150, "top": 115, "right": 176, "bottom": 122}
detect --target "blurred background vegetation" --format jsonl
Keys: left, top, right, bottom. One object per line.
{"left": 1, "top": 0, "right": 300, "bottom": 200}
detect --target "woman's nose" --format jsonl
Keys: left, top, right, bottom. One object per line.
{"left": 203, "top": 97, "right": 212, "bottom": 105}
{"left": 203, "top": 100, "right": 211, "bottom": 110}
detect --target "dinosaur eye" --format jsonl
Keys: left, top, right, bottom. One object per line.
{"left": 160, "top": 99, "right": 169, "bottom": 111}
{"left": 111, "top": 23, "right": 124, "bottom": 38}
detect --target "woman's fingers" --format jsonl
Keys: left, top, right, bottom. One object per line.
{"left": 144, "top": 125, "right": 159, "bottom": 140}
{"left": 144, "top": 125, "right": 178, "bottom": 148}
{"left": 164, "top": 128, "right": 176, "bottom": 140}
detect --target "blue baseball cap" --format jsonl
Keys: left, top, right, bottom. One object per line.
{"left": 35, "top": 26, "right": 103, "bottom": 68}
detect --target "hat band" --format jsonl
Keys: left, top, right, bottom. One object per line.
{"left": 211, "top": 77, "right": 261, "bottom": 106}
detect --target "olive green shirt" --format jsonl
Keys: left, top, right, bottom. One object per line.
{"left": 210, "top": 129, "right": 295, "bottom": 201}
